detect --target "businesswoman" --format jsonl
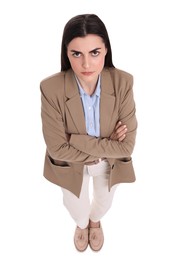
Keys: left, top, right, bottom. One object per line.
{"left": 40, "top": 14, "right": 137, "bottom": 252}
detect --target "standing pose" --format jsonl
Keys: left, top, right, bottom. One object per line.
{"left": 40, "top": 14, "right": 137, "bottom": 252}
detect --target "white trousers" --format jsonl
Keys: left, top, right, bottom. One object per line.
{"left": 61, "top": 159, "right": 118, "bottom": 229}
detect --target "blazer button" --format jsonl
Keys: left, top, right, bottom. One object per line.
{"left": 112, "top": 164, "right": 114, "bottom": 169}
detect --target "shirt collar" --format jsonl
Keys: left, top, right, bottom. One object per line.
{"left": 75, "top": 74, "right": 101, "bottom": 97}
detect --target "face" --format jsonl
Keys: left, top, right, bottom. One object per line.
{"left": 67, "top": 34, "right": 107, "bottom": 88}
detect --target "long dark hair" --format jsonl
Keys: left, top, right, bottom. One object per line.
{"left": 61, "top": 14, "right": 115, "bottom": 71}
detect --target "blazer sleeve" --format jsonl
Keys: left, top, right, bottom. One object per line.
{"left": 70, "top": 76, "right": 137, "bottom": 159}
{"left": 40, "top": 83, "right": 98, "bottom": 163}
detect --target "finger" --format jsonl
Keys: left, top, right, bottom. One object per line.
{"left": 116, "top": 125, "right": 127, "bottom": 134}
{"left": 115, "top": 121, "right": 122, "bottom": 130}
{"left": 116, "top": 125, "right": 126, "bottom": 134}
{"left": 118, "top": 134, "right": 126, "bottom": 142}
{"left": 111, "top": 126, "right": 127, "bottom": 140}
{"left": 116, "top": 128, "right": 127, "bottom": 139}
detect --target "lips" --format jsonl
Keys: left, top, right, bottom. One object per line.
{"left": 81, "top": 72, "right": 94, "bottom": 76}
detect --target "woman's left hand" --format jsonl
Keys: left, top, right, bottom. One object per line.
{"left": 109, "top": 121, "right": 127, "bottom": 142}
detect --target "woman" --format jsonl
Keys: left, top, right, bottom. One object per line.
{"left": 40, "top": 14, "right": 137, "bottom": 252}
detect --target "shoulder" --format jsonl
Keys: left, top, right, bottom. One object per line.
{"left": 40, "top": 71, "right": 65, "bottom": 94}
{"left": 102, "top": 67, "right": 134, "bottom": 97}
{"left": 107, "top": 67, "right": 133, "bottom": 85}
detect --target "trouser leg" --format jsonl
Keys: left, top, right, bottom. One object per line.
{"left": 61, "top": 166, "right": 90, "bottom": 229}
{"left": 89, "top": 160, "right": 118, "bottom": 222}
{"left": 61, "top": 160, "right": 118, "bottom": 228}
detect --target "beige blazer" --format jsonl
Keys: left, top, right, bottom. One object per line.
{"left": 40, "top": 67, "right": 137, "bottom": 197}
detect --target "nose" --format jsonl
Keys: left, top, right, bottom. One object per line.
{"left": 82, "top": 55, "right": 90, "bottom": 69}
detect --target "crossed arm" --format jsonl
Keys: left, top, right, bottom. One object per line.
{"left": 41, "top": 77, "right": 137, "bottom": 162}
{"left": 65, "top": 121, "right": 127, "bottom": 164}
{"left": 66, "top": 121, "right": 126, "bottom": 143}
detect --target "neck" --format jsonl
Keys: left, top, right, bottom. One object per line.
{"left": 77, "top": 77, "right": 99, "bottom": 96}
{"left": 82, "top": 84, "right": 96, "bottom": 96}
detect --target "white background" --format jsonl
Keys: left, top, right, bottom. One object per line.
{"left": 0, "top": 0, "right": 173, "bottom": 259}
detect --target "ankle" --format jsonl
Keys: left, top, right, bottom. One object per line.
{"left": 89, "top": 220, "right": 100, "bottom": 228}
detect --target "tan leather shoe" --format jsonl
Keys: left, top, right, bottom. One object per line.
{"left": 74, "top": 227, "right": 88, "bottom": 252}
{"left": 89, "top": 223, "right": 104, "bottom": 251}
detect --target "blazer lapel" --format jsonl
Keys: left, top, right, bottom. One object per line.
{"left": 100, "top": 69, "right": 116, "bottom": 137}
{"left": 65, "top": 70, "right": 87, "bottom": 134}
{"left": 64, "top": 68, "right": 116, "bottom": 137}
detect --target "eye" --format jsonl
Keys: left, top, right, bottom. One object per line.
{"left": 91, "top": 50, "right": 100, "bottom": 57}
{"left": 72, "top": 52, "right": 81, "bottom": 58}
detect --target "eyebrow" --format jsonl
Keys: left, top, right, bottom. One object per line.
{"left": 70, "top": 47, "right": 102, "bottom": 53}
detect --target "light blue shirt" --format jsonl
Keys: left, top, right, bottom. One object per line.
{"left": 75, "top": 75, "right": 101, "bottom": 137}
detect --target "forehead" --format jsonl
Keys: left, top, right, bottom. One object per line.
{"left": 68, "top": 34, "right": 105, "bottom": 50}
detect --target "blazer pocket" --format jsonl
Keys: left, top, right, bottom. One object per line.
{"left": 47, "top": 155, "right": 71, "bottom": 176}
{"left": 117, "top": 157, "right": 132, "bottom": 163}
{"left": 115, "top": 157, "right": 135, "bottom": 179}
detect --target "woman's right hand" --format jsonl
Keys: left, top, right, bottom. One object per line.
{"left": 109, "top": 121, "right": 127, "bottom": 142}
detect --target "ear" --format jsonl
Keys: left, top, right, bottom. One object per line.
{"left": 105, "top": 48, "right": 108, "bottom": 56}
